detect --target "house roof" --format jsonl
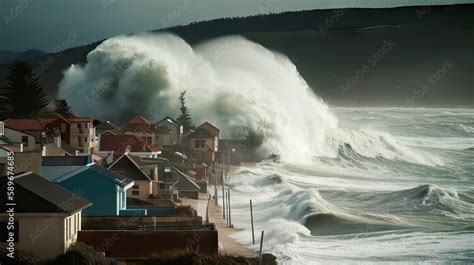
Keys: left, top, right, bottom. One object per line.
{"left": 52, "top": 164, "right": 134, "bottom": 188}
{"left": 96, "top": 121, "right": 119, "bottom": 131}
{"left": 60, "top": 140, "right": 78, "bottom": 155}
{"left": 140, "top": 157, "right": 201, "bottom": 191}
{"left": 120, "top": 123, "right": 170, "bottom": 135}
{"left": 108, "top": 153, "right": 151, "bottom": 181}
{"left": 125, "top": 115, "right": 151, "bottom": 125}
{"left": 3, "top": 119, "right": 45, "bottom": 142}
{"left": 4, "top": 119, "right": 44, "bottom": 131}
{"left": 42, "top": 155, "right": 92, "bottom": 166}
{"left": 0, "top": 172, "right": 91, "bottom": 214}
{"left": 198, "top": 122, "right": 219, "bottom": 132}
{"left": 38, "top": 116, "right": 71, "bottom": 126}
{"left": 100, "top": 135, "right": 161, "bottom": 154}
{"left": 41, "top": 165, "right": 84, "bottom": 181}
{"left": 188, "top": 128, "right": 214, "bottom": 138}
{"left": 67, "top": 117, "right": 93, "bottom": 122}
{"left": 0, "top": 135, "right": 11, "bottom": 144}
{"left": 157, "top": 117, "right": 179, "bottom": 126}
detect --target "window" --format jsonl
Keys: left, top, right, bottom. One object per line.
{"left": 159, "top": 183, "right": 166, "bottom": 189}
{"left": 60, "top": 123, "right": 66, "bottom": 133}
{"left": 21, "top": 136, "right": 28, "bottom": 147}
{"left": 0, "top": 221, "right": 19, "bottom": 242}
{"left": 85, "top": 123, "right": 88, "bottom": 128}
{"left": 146, "top": 137, "right": 152, "bottom": 143}
{"left": 195, "top": 140, "right": 205, "bottom": 148}
{"left": 77, "top": 123, "right": 82, "bottom": 129}
{"left": 84, "top": 136, "right": 88, "bottom": 142}
{"left": 132, "top": 185, "right": 140, "bottom": 195}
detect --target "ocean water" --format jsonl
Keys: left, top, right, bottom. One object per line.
{"left": 228, "top": 108, "right": 474, "bottom": 264}
{"left": 56, "top": 34, "right": 473, "bottom": 263}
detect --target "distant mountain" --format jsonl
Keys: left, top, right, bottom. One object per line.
{"left": 0, "top": 4, "right": 472, "bottom": 107}
{"left": 0, "top": 50, "right": 19, "bottom": 63}
{"left": 0, "top": 49, "right": 47, "bottom": 64}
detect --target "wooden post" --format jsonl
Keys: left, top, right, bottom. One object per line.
{"left": 250, "top": 199, "right": 255, "bottom": 244}
{"left": 228, "top": 188, "right": 232, "bottom": 227}
{"left": 259, "top": 230, "right": 265, "bottom": 265}
{"left": 221, "top": 168, "right": 225, "bottom": 219}
{"left": 227, "top": 150, "right": 230, "bottom": 173}
{"left": 205, "top": 193, "right": 210, "bottom": 224}
{"left": 225, "top": 191, "right": 229, "bottom": 225}
{"left": 214, "top": 166, "right": 218, "bottom": 206}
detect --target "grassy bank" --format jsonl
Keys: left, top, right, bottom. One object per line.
{"left": 1, "top": 243, "right": 278, "bottom": 265}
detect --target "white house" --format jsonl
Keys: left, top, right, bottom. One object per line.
{"left": 0, "top": 172, "right": 91, "bottom": 259}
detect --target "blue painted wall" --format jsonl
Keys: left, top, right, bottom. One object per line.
{"left": 58, "top": 169, "right": 122, "bottom": 216}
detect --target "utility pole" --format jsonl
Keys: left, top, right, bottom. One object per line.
{"left": 214, "top": 168, "right": 218, "bottom": 206}
{"left": 221, "top": 168, "right": 225, "bottom": 219}
{"left": 259, "top": 231, "right": 265, "bottom": 265}
{"left": 228, "top": 188, "right": 232, "bottom": 227}
{"left": 250, "top": 199, "right": 255, "bottom": 244}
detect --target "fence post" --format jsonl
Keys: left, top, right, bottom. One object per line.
{"left": 250, "top": 199, "right": 255, "bottom": 244}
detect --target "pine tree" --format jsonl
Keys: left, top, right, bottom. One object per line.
{"left": 0, "top": 61, "right": 49, "bottom": 119}
{"left": 176, "top": 90, "right": 194, "bottom": 131}
{"left": 54, "top": 99, "right": 74, "bottom": 117}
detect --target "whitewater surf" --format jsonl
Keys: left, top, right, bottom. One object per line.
{"left": 58, "top": 34, "right": 474, "bottom": 264}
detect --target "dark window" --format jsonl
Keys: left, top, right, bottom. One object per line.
{"left": 61, "top": 124, "right": 66, "bottom": 133}
{"left": 0, "top": 221, "right": 19, "bottom": 242}
{"left": 159, "top": 183, "right": 166, "bottom": 189}
{"left": 21, "top": 136, "right": 28, "bottom": 147}
{"left": 132, "top": 185, "right": 140, "bottom": 195}
{"left": 77, "top": 123, "right": 82, "bottom": 129}
{"left": 195, "top": 140, "right": 206, "bottom": 148}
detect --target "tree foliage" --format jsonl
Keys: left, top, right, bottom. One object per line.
{"left": 0, "top": 61, "right": 49, "bottom": 119}
{"left": 176, "top": 90, "right": 194, "bottom": 131}
{"left": 54, "top": 99, "right": 73, "bottom": 117}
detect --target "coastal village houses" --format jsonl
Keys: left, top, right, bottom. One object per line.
{"left": 0, "top": 114, "right": 227, "bottom": 259}
{"left": 108, "top": 153, "right": 158, "bottom": 202}
{"left": 120, "top": 115, "right": 171, "bottom": 146}
{"left": 0, "top": 172, "right": 91, "bottom": 259}
{"left": 187, "top": 122, "right": 220, "bottom": 162}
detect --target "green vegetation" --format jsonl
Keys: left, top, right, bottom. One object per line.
{"left": 54, "top": 98, "right": 74, "bottom": 117}
{"left": 176, "top": 90, "right": 194, "bottom": 131}
{"left": 0, "top": 245, "right": 278, "bottom": 265}
{"left": 0, "top": 61, "right": 49, "bottom": 119}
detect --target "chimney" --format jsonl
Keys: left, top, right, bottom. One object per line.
{"left": 150, "top": 166, "right": 158, "bottom": 181}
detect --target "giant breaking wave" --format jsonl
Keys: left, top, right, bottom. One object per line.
{"left": 59, "top": 33, "right": 439, "bottom": 165}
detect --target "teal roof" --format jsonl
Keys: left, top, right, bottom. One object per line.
{"left": 41, "top": 166, "right": 83, "bottom": 181}
{"left": 51, "top": 164, "right": 133, "bottom": 188}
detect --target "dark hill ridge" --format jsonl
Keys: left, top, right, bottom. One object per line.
{"left": 0, "top": 4, "right": 472, "bottom": 107}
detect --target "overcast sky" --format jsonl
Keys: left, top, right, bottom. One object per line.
{"left": 1, "top": 0, "right": 473, "bottom": 51}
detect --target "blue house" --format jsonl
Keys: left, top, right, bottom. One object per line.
{"left": 41, "top": 163, "right": 146, "bottom": 216}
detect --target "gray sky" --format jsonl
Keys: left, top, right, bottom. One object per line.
{"left": 1, "top": 0, "right": 473, "bottom": 51}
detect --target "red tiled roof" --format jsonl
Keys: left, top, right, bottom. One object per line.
{"left": 125, "top": 115, "right": 151, "bottom": 125}
{"left": 120, "top": 123, "right": 170, "bottom": 134}
{"left": 67, "top": 117, "right": 93, "bottom": 122}
{"left": 3, "top": 119, "right": 45, "bottom": 142}
{"left": 100, "top": 135, "right": 161, "bottom": 154}
{"left": 4, "top": 119, "right": 44, "bottom": 131}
